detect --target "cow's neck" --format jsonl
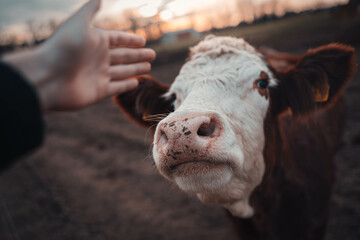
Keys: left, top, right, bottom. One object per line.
{"left": 222, "top": 109, "right": 284, "bottom": 239}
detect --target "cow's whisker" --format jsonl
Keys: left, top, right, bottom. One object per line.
{"left": 143, "top": 113, "right": 171, "bottom": 122}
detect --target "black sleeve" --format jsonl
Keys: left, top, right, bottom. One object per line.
{"left": 0, "top": 61, "right": 44, "bottom": 171}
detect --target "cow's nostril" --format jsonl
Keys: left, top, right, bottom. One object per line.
{"left": 159, "top": 130, "right": 168, "bottom": 145}
{"left": 197, "top": 119, "right": 216, "bottom": 137}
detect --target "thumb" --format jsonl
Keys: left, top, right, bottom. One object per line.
{"left": 74, "top": 0, "right": 101, "bottom": 22}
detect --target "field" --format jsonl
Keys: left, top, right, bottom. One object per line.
{"left": 0, "top": 11, "right": 359, "bottom": 240}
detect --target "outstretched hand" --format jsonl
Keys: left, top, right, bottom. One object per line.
{"left": 3, "top": 0, "right": 155, "bottom": 111}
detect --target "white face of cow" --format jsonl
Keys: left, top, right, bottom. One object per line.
{"left": 152, "top": 36, "right": 277, "bottom": 218}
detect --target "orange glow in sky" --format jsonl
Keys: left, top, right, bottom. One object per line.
{"left": 97, "top": 0, "right": 348, "bottom": 33}
{"left": 0, "top": 0, "right": 349, "bottom": 45}
{"left": 98, "top": 0, "right": 348, "bottom": 20}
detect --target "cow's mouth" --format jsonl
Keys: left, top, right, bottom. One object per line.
{"left": 167, "top": 160, "right": 228, "bottom": 176}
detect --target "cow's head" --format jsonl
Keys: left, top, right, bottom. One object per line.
{"left": 114, "top": 36, "right": 355, "bottom": 218}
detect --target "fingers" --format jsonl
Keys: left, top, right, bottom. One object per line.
{"left": 107, "top": 79, "right": 139, "bottom": 96}
{"left": 106, "top": 30, "right": 146, "bottom": 47}
{"left": 75, "top": 0, "right": 101, "bottom": 22}
{"left": 110, "top": 62, "right": 151, "bottom": 80}
{"left": 110, "top": 48, "right": 155, "bottom": 65}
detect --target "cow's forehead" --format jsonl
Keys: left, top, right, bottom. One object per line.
{"left": 188, "top": 35, "right": 260, "bottom": 60}
{"left": 169, "top": 36, "right": 273, "bottom": 94}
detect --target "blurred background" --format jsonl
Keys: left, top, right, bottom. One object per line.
{"left": 0, "top": 0, "right": 359, "bottom": 240}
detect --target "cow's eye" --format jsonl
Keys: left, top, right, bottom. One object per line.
{"left": 169, "top": 93, "right": 177, "bottom": 101}
{"left": 256, "top": 79, "right": 269, "bottom": 89}
{"left": 168, "top": 93, "right": 176, "bottom": 112}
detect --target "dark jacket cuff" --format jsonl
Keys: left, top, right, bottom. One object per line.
{"left": 0, "top": 61, "right": 44, "bottom": 170}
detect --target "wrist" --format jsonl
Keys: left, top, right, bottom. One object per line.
{"left": 2, "top": 45, "right": 55, "bottom": 111}
{"left": 3, "top": 45, "right": 51, "bottom": 86}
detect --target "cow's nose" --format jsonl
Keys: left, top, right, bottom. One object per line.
{"left": 158, "top": 115, "right": 218, "bottom": 144}
{"left": 155, "top": 113, "right": 223, "bottom": 162}
{"left": 197, "top": 119, "right": 216, "bottom": 137}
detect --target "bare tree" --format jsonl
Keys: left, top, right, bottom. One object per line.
{"left": 235, "top": 0, "right": 256, "bottom": 23}
{"left": 122, "top": 9, "right": 141, "bottom": 34}
{"left": 48, "top": 19, "right": 59, "bottom": 33}
{"left": 27, "top": 20, "right": 42, "bottom": 44}
{"left": 216, "top": 4, "right": 233, "bottom": 28}
{"left": 271, "top": 0, "right": 279, "bottom": 15}
{"left": 345, "top": 0, "right": 360, "bottom": 16}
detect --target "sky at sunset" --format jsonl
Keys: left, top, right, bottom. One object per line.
{"left": 0, "top": 0, "right": 348, "bottom": 44}
{"left": 0, "top": 0, "right": 214, "bottom": 27}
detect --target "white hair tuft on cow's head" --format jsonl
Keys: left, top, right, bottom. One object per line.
{"left": 188, "top": 35, "right": 261, "bottom": 61}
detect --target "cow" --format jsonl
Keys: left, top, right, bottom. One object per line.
{"left": 113, "top": 35, "right": 356, "bottom": 240}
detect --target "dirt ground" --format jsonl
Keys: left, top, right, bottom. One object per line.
{"left": 0, "top": 12, "right": 359, "bottom": 240}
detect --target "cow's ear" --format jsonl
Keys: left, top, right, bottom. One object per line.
{"left": 259, "top": 46, "right": 299, "bottom": 71}
{"left": 271, "top": 44, "right": 356, "bottom": 116}
{"left": 113, "top": 75, "right": 173, "bottom": 128}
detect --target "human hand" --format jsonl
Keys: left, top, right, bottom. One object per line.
{"left": 3, "top": 0, "right": 155, "bottom": 111}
